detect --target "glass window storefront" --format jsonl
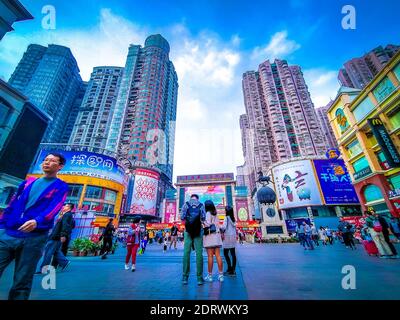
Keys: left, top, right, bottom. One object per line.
{"left": 373, "top": 77, "right": 395, "bottom": 103}
{"left": 82, "top": 186, "right": 118, "bottom": 213}
{"left": 389, "top": 174, "right": 400, "bottom": 190}
{"left": 66, "top": 184, "right": 83, "bottom": 207}
{"left": 85, "top": 186, "right": 102, "bottom": 199}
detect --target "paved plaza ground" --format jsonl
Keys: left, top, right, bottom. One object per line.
{"left": 0, "top": 241, "right": 399, "bottom": 300}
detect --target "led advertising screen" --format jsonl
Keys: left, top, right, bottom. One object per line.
{"left": 31, "top": 149, "right": 126, "bottom": 184}
{"left": 235, "top": 198, "right": 249, "bottom": 222}
{"left": 272, "top": 160, "right": 323, "bottom": 209}
{"left": 164, "top": 200, "right": 178, "bottom": 223}
{"left": 129, "top": 168, "right": 160, "bottom": 216}
{"left": 313, "top": 159, "right": 359, "bottom": 205}
{"left": 184, "top": 185, "right": 226, "bottom": 208}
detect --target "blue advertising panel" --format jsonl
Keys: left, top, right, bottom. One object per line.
{"left": 32, "top": 149, "right": 125, "bottom": 184}
{"left": 313, "top": 159, "right": 359, "bottom": 205}
{"left": 285, "top": 218, "right": 311, "bottom": 233}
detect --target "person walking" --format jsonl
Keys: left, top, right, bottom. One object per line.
{"left": 125, "top": 223, "right": 142, "bottom": 271}
{"left": 338, "top": 220, "right": 352, "bottom": 248}
{"left": 0, "top": 152, "right": 68, "bottom": 300}
{"left": 364, "top": 211, "right": 394, "bottom": 258}
{"left": 376, "top": 212, "right": 399, "bottom": 258}
{"left": 311, "top": 224, "right": 319, "bottom": 246}
{"left": 222, "top": 206, "right": 237, "bottom": 276}
{"left": 318, "top": 226, "right": 327, "bottom": 246}
{"left": 296, "top": 222, "right": 306, "bottom": 249}
{"left": 203, "top": 200, "right": 224, "bottom": 282}
{"left": 38, "top": 203, "right": 75, "bottom": 273}
{"left": 325, "top": 227, "right": 333, "bottom": 245}
{"left": 303, "top": 222, "right": 314, "bottom": 250}
{"left": 99, "top": 218, "right": 115, "bottom": 259}
{"left": 169, "top": 222, "right": 178, "bottom": 250}
{"left": 238, "top": 230, "right": 244, "bottom": 244}
{"left": 389, "top": 217, "right": 400, "bottom": 240}
{"left": 346, "top": 223, "right": 357, "bottom": 250}
{"left": 181, "top": 194, "right": 206, "bottom": 285}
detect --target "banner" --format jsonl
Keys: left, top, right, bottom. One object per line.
{"left": 32, "top": 149, "right": 125, "bottom": 184}
{"left": 368, "top": 117, "right": 400, "bottom": 168}
{"left": 129, "top": 168, "right": 160, "bottom": 216}
{"left": 184, "top": 185, "right": 226, "bottom": 207}
{"left": 164, "top": 200, "right": 178, "bottom": 223}
{"left": 235, "top": 198, "right": 249, "bottom": 222}
{"left": 272, "top": 160, "right": 323, "bottom": 209}
{"left": 285, "top": 218, "right": 311, "bottom": 233}
{"left": 313, "top": 159, "right": 359, "bottom": 205}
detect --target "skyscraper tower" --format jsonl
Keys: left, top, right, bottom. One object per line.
{"left": 69, "top": 67, "right": 123, "bottom": 149}
{"left": 240, "top": 59, "right": 326, "bottom": 189}
{"left": 315, "top": 102, "right": 338, "bottom": 149}
{"left": 106, "top": 34, "right": 178, "bottom": 182}
{"left": 338, "top": 44, "right": 400, "bottom": 89}
{"left": 9, "top": 44, "right": 83, "bottom": 143}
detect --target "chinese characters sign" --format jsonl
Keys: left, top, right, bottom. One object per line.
{"left": 164, "top": 200, "right": 178, "bottom": 223}
{"left": 32, "top": 149, "right": 125, "bottom": 184}
{"left": 313, "top": 159, "right": 359, "bottom": 205}
{"left": 129, "top": 168, "right": 160, "bottom": 216}
{"left": 235, "top": 198, "right": 249, "bottom": 222}
{"left": 272, "top": 160, "right": 323, "bottom": 209}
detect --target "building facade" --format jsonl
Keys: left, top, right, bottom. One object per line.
{"left": 9, "top": 44, "right": 83, "bottom": 143}
{"left": 338, "top": 44, "right": 400, "bottom": 89}
{"left": 105, "top": 34, "right": 178, "bottom": 184}
{"left": 328, "top": 51, "right": 400, "bottom": 217}
{"left": 316, "top": 102, "right": 339, "bottom": 149}
{"left": 0, "top": 0, "right": 33, "bottom": 40}
{"left": 69, "top": 67, "right": 123, "bottom": 148}
{"left": 240, "top": 59, "right": 327, "bottom": 197}
{"left": 0, "top": 79, "right": 51, "bottom": 208}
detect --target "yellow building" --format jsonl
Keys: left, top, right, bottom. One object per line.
{"left": 328, "top": 51, "right": 400, "bottom": 217}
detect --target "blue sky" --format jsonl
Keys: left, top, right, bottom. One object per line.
{"left": 1, "top": 0, "right": 399, "bottom": 179}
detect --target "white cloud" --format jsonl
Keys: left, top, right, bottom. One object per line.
{"left": 303, "top": 69, "right": 340, "bottom": 107}
{"left": 251, "top": 30, "right": 300, "bottom": 62}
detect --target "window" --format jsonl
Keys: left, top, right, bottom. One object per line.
{"left": 376, "top": 151, "right": 391, "bottom": 170}
{"left": 363, "top": 184, "right": 384, "bottom": 203}
{"left": 346, "top": 140, "right": 363, "bottom": 158}
{"left": 373, "top": 77, "right": 395, "bottom": 103}
{"left": 352, "top": 157, "right": 370, "bottom": 173}
{"left": 85, "top": 186, "right": 102, "bottom": 199}
{"left": 389, "top": 174, "right": 400, "bottom": 190}
{"left": 389, "top": 110, "right": 400, "bottom": 130}
{"left": 0, "top": 99, "right": 11, "bottom": 125}
{"left": 353, "top": 97, "right": 375, "bottom": 122}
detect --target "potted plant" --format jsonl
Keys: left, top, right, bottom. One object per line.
{"left": 79, "top": 238, "right": 92, "bottom": 256}
{"left": 70, "top": 238, "right": 83, "bottom": 256}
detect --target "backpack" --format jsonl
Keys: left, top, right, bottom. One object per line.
{"left": 184, "top": 202, "right": 202, "bottom": 239}
{"left": 373, "top": 220, "right": 383, "bottom": 233}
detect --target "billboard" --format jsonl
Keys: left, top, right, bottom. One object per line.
{"left": 235, "top": 198, "right": 249, "bottom": 222}
{"left": 129, "top": 168, "right": 159, "bottom": 216}
{"left": 313, "top": 159, "right": 359, "bottom": 205}
{"left": 285, "top": 218, "right": 311, "bottom": 233}
{"left": 272, "top": 160, "right": 323, "bottom": 209}
{"left": 164, "top": 200, "right": 178, "bottom": 223}
{"left": 32, "top": 149, "right": 125, "bottom": 184}
{"left": 184, "top": 185, "right": 226, "bottom": 208}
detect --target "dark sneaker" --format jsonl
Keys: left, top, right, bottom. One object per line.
{"left": 228, "top": 271, "right": 236, "bottom": 276}
{"left": 182, "top": 276, "right": 188, "bottom": 285}
{"left": 197, "top": 278, "right": 205, "bottom": 286}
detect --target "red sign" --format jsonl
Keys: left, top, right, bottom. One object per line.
{"left": 236, "top": 221, "right": 260, "bottom": 228}
{"left": 164, "top": 200, "right": 178, "bottom": 223}
{"left": 341, "top": 216, "right": 366, "bottom": 227}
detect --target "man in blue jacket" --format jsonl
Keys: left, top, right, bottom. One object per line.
{"left": 0, "top": 152, "right": 68, "bottom": 300}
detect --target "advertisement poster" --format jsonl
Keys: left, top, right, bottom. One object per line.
{"left": 184, "top": 185, "right": 226, "bottom": 207}
{"left": 272, "top": 160, "right": 323, "bottom": 209}
{"left": 313, "top": 159, "right": 359, "bottom": 205}
{"left": 235, "top": 198, "right": 249, "bottom": 222}
{"left": 285, "top": 218, "right": 311, "bottom": 233}
{"left": 164, "top": 200, "right": 178, "bottom": 223}
{"left": 129, "top": 168, "right": 159, "bottom": 216}
{"left": 32, "top": 149, "right": 125, "bottom": 184}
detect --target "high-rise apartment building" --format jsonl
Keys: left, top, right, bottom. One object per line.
{"left": 240, "top": 59, "right": 326, "bottom": 191}
{"left": 69, "top": 67, "right": 123, "bottom": 149}
{"left": 9, "top": 44, "right": 83, "bottom": 143}
{"left": 338, "top": 44, "right": 400, "bottom": 89}
{"left": 106, "top": 34, "right": 178, "bottom": 182}
{"left": 315, "top": 102, "right": 338, "bottom": 149}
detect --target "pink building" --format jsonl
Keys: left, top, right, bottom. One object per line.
{"left": 239, "top": 59, "right": 327, "bottom": 193}
{"left": 338, "top": 44, "right": 400, "bottom": 89}
{"left": 315, "top": 102, "right": 338, "bottom": 149}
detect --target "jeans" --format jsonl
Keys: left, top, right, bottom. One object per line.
{"left": 40, "top": 239, "right": 69, "bottom": 271}
{"left": 223, "top": 248, "right": 236, "bottom": 272}
{"left": 0, "top": 231, "right": 47, "bottom": 300}
{"left": 305, "top": 234, "right": 314, "bottom": 249}
{"left": 183, "top": 231, "right": 203, "bottom": 280}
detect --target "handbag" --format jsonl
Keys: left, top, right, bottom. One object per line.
{"left": 204, "top": 224, "right": 217, "bottom": 235}
{"left": 373, "top": 220, "right": 383, "bottom": 233}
